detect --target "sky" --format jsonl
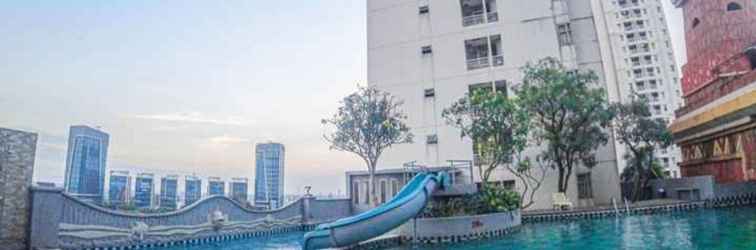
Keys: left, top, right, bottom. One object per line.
{"left": 0, "top": 1, "right": 685, "bottom": 196}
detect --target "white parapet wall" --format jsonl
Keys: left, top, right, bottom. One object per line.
{"left": 398, "top": 210, "right": 521, "bottom": 244}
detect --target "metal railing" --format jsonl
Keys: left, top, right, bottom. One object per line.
{"left": 487, "top": 12, "right": 499, "bottom": 23}
{"left": 492, "top": 55, "right": 504, "bottom": 66}
{"left": 463, "top": 14, "right": 485, "bottom": 27}
{"left": 467, "top": 57, "right": 490, "bottom": 70}
{"left": 462, "top": 11, "right": 499, "bottom": 27}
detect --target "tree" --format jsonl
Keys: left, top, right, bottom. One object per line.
{"left": 443, "top": 89, "right": 546, "bottom": 209}
{"left": 612, "top": 96, "right": 672, "bottom": 201}
{"left": 517, "top": 58, "right": 614, "bottom": 193}
{"left": 322, "top": 87, "right": 413, "bottom": 206}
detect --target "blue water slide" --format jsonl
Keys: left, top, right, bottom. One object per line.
{"left": 303, "top": 172, "right": 449, "bottom": 250}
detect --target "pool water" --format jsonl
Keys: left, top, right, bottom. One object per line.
{"left": 154, "top": 206, "right": 756, "bottom": 250}
{"left": 390, "top": 206, "right": 756, "bottom": 250}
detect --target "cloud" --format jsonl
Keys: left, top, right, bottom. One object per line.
{"left": 130, "top": 112, "right": 252, "bottom": 126}
{"left": 208, "top": 135, "right": 249, "bottom": 145}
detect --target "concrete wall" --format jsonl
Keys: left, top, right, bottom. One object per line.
{"left": 715, "top": 181, "right": 756, "bottom": 198}
{"left": 308, "top": 198, "right": 352, "bottom": 224}
{"left": 399, "top": 210, "right": 520, "bottom": 241}
{"left": 0, "top": 128, "right": 37, "bottom": 250}
{"left": 649, "top": 175, "right": 716, "bottom": 200}
{"left": 366, "top": 0, "right": 622, "bottom": 211}
{"left": 648, "top": 175, "right": 756, "bottom": 201}
{"left": 29, "top": 187, "right": 350, "bottom": 250}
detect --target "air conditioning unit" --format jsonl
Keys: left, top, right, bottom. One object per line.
{"left": 426, "top": 134, "right": 438, "bottom": 145}
{"left": 418, "top": 6, "right": 429, "bottom": 14}
{"left": 424, "top": 88, "right": 435, "bottom": 98}
{"left": 421, "top": 46, "right": 432, "bottom": 55}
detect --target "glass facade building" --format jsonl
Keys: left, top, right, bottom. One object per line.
{"left": 108, "top": 170, "right": 130, "bottom": 206}
{"left": 208, "top": 178, "right": 225, "bottom": 196}
{"left": 231, "top": 178, "right": 249, "bottom": 204}
{"left": 185, "top": 176, "right": 201, "bottom": 206}
{"left": 64, "top": 125, "right": 109, "bottom": 202}
{"left": 254, "top": 142, "right": 285, "bottom": 209}
{"left": 134, "top": 173, "right": 154, "bottom": 208}
{"left": 160, "top": 175, "right": 178, "bottom": 209}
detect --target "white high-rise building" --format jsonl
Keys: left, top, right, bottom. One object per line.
{"left": 598, "top": 0, "right": 684, "bottom": 178}
{"left": 367, "top": 0, "right": 681, "bottom": 210}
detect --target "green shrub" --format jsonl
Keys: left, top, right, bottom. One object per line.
{"left": 480, "top": 185, "right": 521, "bottom": 213}
{"left": 422, "top": 185, "right": 520, "bottom": 218}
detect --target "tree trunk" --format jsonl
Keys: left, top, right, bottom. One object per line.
{"left": 632, "top": 170, "right": 642, "bottom": 201}
{"left": 558, "top": 167, "right": 566, "bottom": 193}
{"left": 368, "top": 166, "right": 378, "bottom": 207}
{"left": 561, "top": 166, "right": 572, "bottom": 193}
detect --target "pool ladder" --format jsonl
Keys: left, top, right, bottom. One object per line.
{"left": 612, "top": 197, "right": 632, "bottom": 217}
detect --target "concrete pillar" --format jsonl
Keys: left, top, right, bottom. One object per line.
{"left": 29, "top": 186, "right": 64, "bottom": 250}
{"left": 301, "top": 195, "right": 315, "bottom": 225}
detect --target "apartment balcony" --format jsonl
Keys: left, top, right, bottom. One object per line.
{"left": 463, "top": 13, "right": 485, "bottom": 27}
{"left": 619, "top": 1, "right": 640, "bottom": 8}
{"left": 627, "top": 37, "right": 648, "bottom": 43}
{"left": 467, "top": 57, "right": 490, "bottom": 70}
{"left": 631, "top": 61, "right": 655, "bottom": 67}
{"left": 487, "top": 12, "right": 499, "bottom": 23}
{"left": 492, "top": 55, "right": 504, "bottom": 66}
{"left": 462, "top": 11, "right": 498, "bottom": 27}
{"left": 630, "top": 48, "right": 651, "bottom": 54}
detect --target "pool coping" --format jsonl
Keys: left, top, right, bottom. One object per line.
{"left": 70, "top": 193, "right": 755, "bottom": 250}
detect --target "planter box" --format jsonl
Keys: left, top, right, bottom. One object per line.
{"left": 399, "top": 210, "right": 520, "bottom": 241}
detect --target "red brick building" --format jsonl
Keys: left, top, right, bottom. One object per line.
{"left": 670, "top": 0, "right": 756, "bottom": 183}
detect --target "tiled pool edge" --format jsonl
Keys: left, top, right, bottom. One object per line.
{"left": 75, "top": 225, "right": 305, "bottom": 250}
{"left": 67, "top": 193, "right": 755, "bottom": 250}
{"left": 523, "top": 193, "right": 756, "bottom": 223}
{"left": 347, "top": 193, "right": 756, "bottom": 250}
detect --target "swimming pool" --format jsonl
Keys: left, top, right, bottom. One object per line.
{"left": 152, "top": 206, "right": 755, "bottom": 249}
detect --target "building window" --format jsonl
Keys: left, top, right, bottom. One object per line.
{"left": 419, "top": 5, "right": 429, "bottom": 14}
{"left": 380, "top": 180, "right": 387, "bottom": 204}
{"left": 468, "top": 80, "right": 508, "bottom": 166}
{"left": 465, "top": 35, "right": 503, "bottom": 70}
{"left": 746, "top": 47, "right": 756, "bottom": 70}
{"left": 424, "top": 88, "right": 435, "bottom": 98}
{"left": 352, "top": 181, "right": 359, "bottom": 204}
{"left": 726, "top": 2, "right": 743, "bottom": 11}
{"left": 691, "top": 18, "right": 700, "bottom": 29}
{"left": 468, "top": 81, "right": 507, "bottom": 97}
{"left": 577, "top": 173, "right": 593, "bottom": 199}
{"left": 460, "top": 0, "right": 498, "bottom": 27}
{"left": 421, "top": 45, "right": 432, "bottom": 55}
{"left": 557, "top": 23, "right": 573, "bottom": 46}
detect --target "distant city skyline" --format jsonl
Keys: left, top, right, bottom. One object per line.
{"left": 0, "top": 1, "right": 686, "bottom": 195}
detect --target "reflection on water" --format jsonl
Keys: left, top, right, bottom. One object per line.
{"left": 389, "top": 206, "right": 756, "bottom": 250}
{"left": 148, "top": 206, "right": 756, "bottom": 250}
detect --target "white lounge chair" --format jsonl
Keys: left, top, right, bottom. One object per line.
{"left": 552, "top": 192, "right": 573, "bottom": 210}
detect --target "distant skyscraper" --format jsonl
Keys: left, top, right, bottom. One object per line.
{"left": 160, "top": 175, "right": 178, "bottom": 209}
{"left": 184, "top": 176, "right": 202, "bottom": 206}
{"left": 231, "top": 178, "right": 249, "bottom": 204}
{"left": 255, "top": 142, "right": 285, "bottom": 209}
{"left": 64, "top": 125, "right": 109, "bottom": 201}
{"left": 108, "top": 170, "right": 131, "bottom": 206}
{"left": 134, "top": 173, "right": 154, "bottom": 208}
{"left": 208, "top": 177, "right": 225, "bottom": 196}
